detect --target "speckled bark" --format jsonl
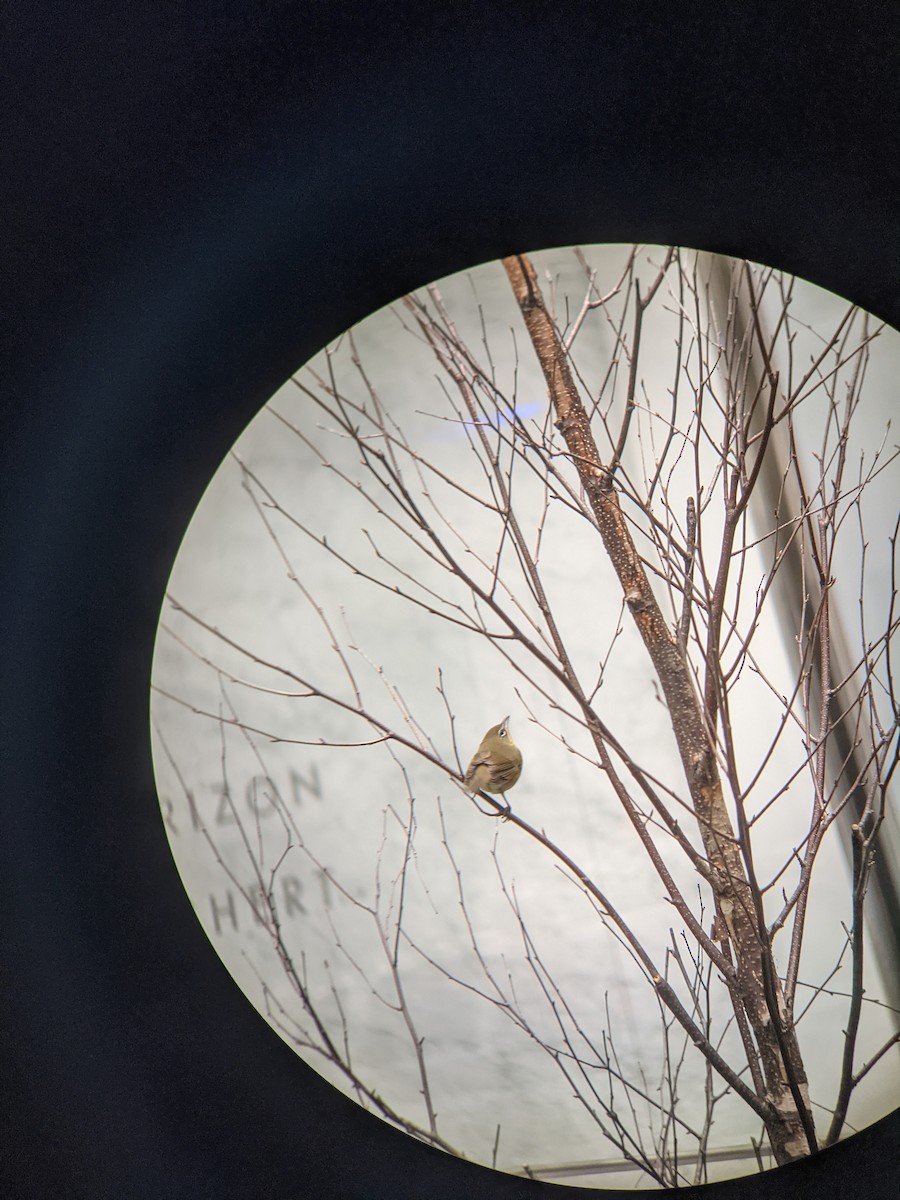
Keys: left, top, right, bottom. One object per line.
{"left": 503, "top": 253, "right": 815, "bottom": 1165}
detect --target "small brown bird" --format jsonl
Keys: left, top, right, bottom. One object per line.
{"left": 464, "top": 716, "right": 523, "bottom": 805}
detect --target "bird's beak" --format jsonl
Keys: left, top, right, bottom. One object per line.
{"left": 500, "top": 715, "right": 509, "bottom": 725}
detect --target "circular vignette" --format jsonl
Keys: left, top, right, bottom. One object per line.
{"left": 4, "top": 9, "right": 900, "bottom": 1200}
{"left": 151, "top": 245, "right": 900, "bottom": 1188}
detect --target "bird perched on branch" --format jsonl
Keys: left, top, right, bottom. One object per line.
{"left": 464, "top": 717, "right": 522, "bottom": 811}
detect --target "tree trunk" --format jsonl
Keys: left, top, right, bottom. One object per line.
{"left": 503, "top": 252, "right": 817, "bottom": 1165}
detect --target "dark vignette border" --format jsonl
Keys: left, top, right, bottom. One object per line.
{"left": 3, "top": 4, "right": 898, "bottom": 1197}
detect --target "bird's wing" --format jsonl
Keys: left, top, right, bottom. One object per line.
{"left": 464, "top": 751, "right": 491, "bottom": 783}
